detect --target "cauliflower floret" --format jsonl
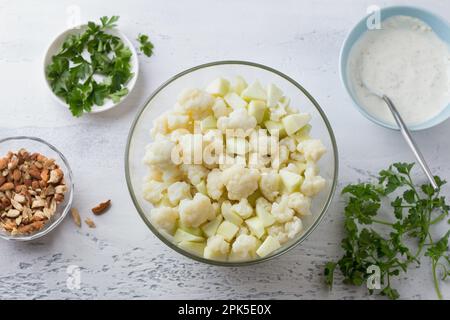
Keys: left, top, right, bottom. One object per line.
{"left": 167, "top": 114, "right": 190, "bottom": 131}
{"left": 161, "top": 165, "right": 183, "bottom": 183}
{"left": 206, "top": 169, "right": 224, "bottom": 200}
{"left": 297, "top": 139, "right": 326, "bottom": 162}
{"left": 248, "top": 152, "right": 271, "bottom": 169}
{"left": 212, "top": 97, "right": 231, "bottom": 118}
{"left": 287, "top": 192, "right": 311, "bottom": 216}
{"left": 231, "top": 234, "right": 259, "bottom": 260}
{"left": 144, "top": 138, "right": 175, "bottom": 168}
{"left": 267, "top": 224, "right": 289, "bottom": 244}
{"left": 249, "top": 129, "right": 278, "bottom": 156}
{"left": 180, "top": 164, "right": 209, "bottom": 185}
{"left": 167, "top": 181, "right": 191, "bottom": 205}
{"left": 271, "top": 195, "right": 295, "bottom": 223}
{"left": 280, "top": 136, "right": 296, "bottom": 152}
{"left": 285, "top": 216, "right": 303, "bottom": 239}
{"left": 146, "top": 165, "right": 163, "bottom": 181}
{"left": 271, "top": 145, "right": 289, "bottom": 169}
{"left": 179, "top": 193, "right": 215, "bottom": 227}
{"left": 176, "top": 88, "right": 214, "bottom": 120}
{"left": 301, "top": 175, "right": 326, "bottom": 196}
{"left": 300, "top": 162, "right": 326, "bottom": 196}
{"left": 204, "top": 235, "right": 230, "bottom": 260}
{"left": 290, "top": 152, "right": 305, "bottom": 162}
{"left": 150, "top": 113, "right": 169, "bottom": 138}
{"left": 143, "top": 179, "right": 167, "bottom": 204}
{"left": 216, "top": 108, "right": 257, "bottom": 135}
{"left": 232, "top": 199, "right": 253, "bottom": 219}
{"left": 169, "top": 128, "right": 191, "bottom": 143}
{"left": 179, "top": 133, "right": 204, "bottom": 165}
{"left": 259, "top": 172, "right": 281, "bottom": 202}
{"left": 269, "top": 105, "right": 287, "bottom": 121}
{"left": 221, "top": 164, "right": 260, "bottom": 200}
{"left": 149, "top": 206, "right": 178, "bottom": 235}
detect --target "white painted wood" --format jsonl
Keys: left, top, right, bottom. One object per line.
{"left": 0, "top": 0, "right": 449, "bottom": 299}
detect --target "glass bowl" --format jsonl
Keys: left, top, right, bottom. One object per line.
{"left": 0, "top": 136, "right": 74, "bottom": 241}
{"left": 125, "top": 61, "right": 339, "bottom": 266}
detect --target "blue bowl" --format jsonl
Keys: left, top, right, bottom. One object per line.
{"left": 340, "top": 5, "right": 450, "bottom": 131}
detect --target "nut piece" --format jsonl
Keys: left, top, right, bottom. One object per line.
{"left": 92, "top": 200, "right": 111, "bottom": 215}
{"left": 0, "top": 182, "right": 14, "bottom": 191}
{"left": 48, "top": 169, "right": 63, "bottom": 184}
{"left": 85, "top": 218, "right": 96, "bottom": 228}
{"left": 6, "top": 209, "right": 20, "bottom": 218}
{"left": 71, "top": 208, "right": 81, "bottom": 227}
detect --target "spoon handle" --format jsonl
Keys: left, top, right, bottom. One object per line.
{"left": 382, "top": 95, "right": 439, "bottom": 191}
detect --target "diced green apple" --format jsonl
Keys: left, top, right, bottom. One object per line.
{"left": 248, "top": 100, "right": 267, "bottom": 124}
{"left": 224, "top": 92, "right": 247, "bottom": 109}
{"left": 178, "top": 241, "right": 206, "bottom": 256}
{"left": 221, "top": 201, "right": 243, "bottom": 226}
{"left": 173, "top": 228, "right": 205, "bottom": 243}
{"left": 256, "top": 201, "right": 276, "bottom": 227}
{"left": 245, "top": 217, "right": 265, "bottom": 239}
{"left": 201, "top": 215, "right": 223, "bottom": 238}
{"left": 231, "top": 76, "right": 248, "bottom": 95}
{"left": 241, "top": 81, "right": 267, "bottom": 101}
{"left": 205, "top": 77, "right": 230, "bottom": 96}
{"left": 282, "top": 113, "right": 311, "bottom": 136}
{"left": 264, "top": 120, "right": 287, "bottom": 138}
{"left": 293, "top": 124, "right": 312, "bottom": 142}
{"left": 267, "top": 83, "right": 283, "bottom": 108}
{"left": 216, "top": 221, "right": 239, "bottom": 241}
{"left": 200, "top": 116, "right": 217, "bottom": 131}
{"left": 280, "top": 169, "right": 303, "bottom": 192}
{"left": 256, "top": 236, "right": 281, "bottom": 257}
{"left": 204, "top": 246, "right": 228, "bottom": 261}
{"left": 179, "top": 221, "right": 203, "bottom": 236}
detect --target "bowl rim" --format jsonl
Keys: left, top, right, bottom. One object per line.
{"left": 125, "top": 60, "right": 339, "bottom": 266}
{"left": 339, "top": 4, "right": 450, "bottom": 131}
{"left": 0, "top": 136, "right": 74, "bottom": 241}
{"left": 43, "top": 23, "right": 139, "bottom": 114}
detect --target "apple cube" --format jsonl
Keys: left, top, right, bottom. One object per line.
{"left": 224, "top": 92, "right": 247, "bottom": 109}
{"left": 245, "top": 217, "right": 265, "bottom": 239}
{"left": 241, "top": 81, "right": 267, "bottom": 101}
{"left": 216, "top": 221, "right": 239, "bottom": 241}
{"left": 173, "top": 228, "right": 204, "bottom": 243}
{"left": 256, "top": 236, "right": 281, "bottom": 257}
{"left": 282, "top": 113, "right": 311, "bottom": 136}
{"left": 293, "top": 124, "right": 312, "bottom": 142}
{"left": 267, "top": 83, "right": 283, "bottom": 108}
{"left": 256, "top": 201, "right": 276, "bottom": 227}
{"left": 280, "top": 169, "right": 303, "bottom": 192}
{"left": 248, "top": 100, "right": 267, "bottom": 124}
{"left": 221, "top": 201, "right": 243, "bottom": 226}
{"left": 264, "top": 120, "right": 287, "bottom": 138}
{"left": 179, "top": 221, "right": 203, "bottom": 236}
{"left": 201, "top": 215, "right": 223, "bottom": 238}
{"left": 178, "top": 241, "right": 206, "bottom": 256}
{"left": 206, "top": 77, "right": 230, "bottom": 96}
{"left": 232, "top": 76, "right": 248, "bottom": 95}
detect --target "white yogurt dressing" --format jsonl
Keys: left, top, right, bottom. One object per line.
{"left": 348, "top": 15, "right": 450, "bottom": 126}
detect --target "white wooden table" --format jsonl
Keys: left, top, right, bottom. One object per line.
{"left": 1, "top": 0, "right": 449, "bottom": 299}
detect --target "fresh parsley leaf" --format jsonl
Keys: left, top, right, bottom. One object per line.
{"left": 137, "top": 33, "right": 154, "bottom": 57}
{"left": 325, "top": 162, "right": 450, "bottom": 299}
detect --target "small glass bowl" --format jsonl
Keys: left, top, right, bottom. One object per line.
{"left": 0, "top": 136, "right": 74, "bottom": 241}
{"left": 125, "top": 61, "right": 339, "bottom": 266}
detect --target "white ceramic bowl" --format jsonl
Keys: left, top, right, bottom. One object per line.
{"left": 43, "top": 24, "right": 139, "bottom": 113}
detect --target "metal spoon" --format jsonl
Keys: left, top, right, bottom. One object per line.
{"left": 362, "top": 81, "right": 439, "bottom": 190}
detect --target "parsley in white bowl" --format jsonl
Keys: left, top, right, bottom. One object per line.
{"left": 43, "top": 16, "right": 139, "bottom": 116}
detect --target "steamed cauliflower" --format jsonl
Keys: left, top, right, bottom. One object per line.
{"left": 221, "top": 164, "right": 260, "bottom": 200}
{"left": 142, "top": 76, "right": 328, "bottom": 262}
{"left": 217, "top": 108, "right": 257, "bottom": 135}
{"left": 230, "top": 234, "right": 259, "bottom": 261}
{"left": 149, "top": 206, "right": 178, "bottom": 235}
{"left": 179, "top": 193, "right": 215, "bottom": 227}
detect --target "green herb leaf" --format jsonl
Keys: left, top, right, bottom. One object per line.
{"left": 137, "top": 33, "right": 154, "bottom": 57}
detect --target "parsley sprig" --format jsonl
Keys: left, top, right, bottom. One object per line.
{"left": 137, "top": 33, "right": 154, "bottom": 57}
{"left": 325, "top": 163, "right": 450, "bottom": 299}
{"left": 46, "top": 16, "right": 133, "bottom": 116}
